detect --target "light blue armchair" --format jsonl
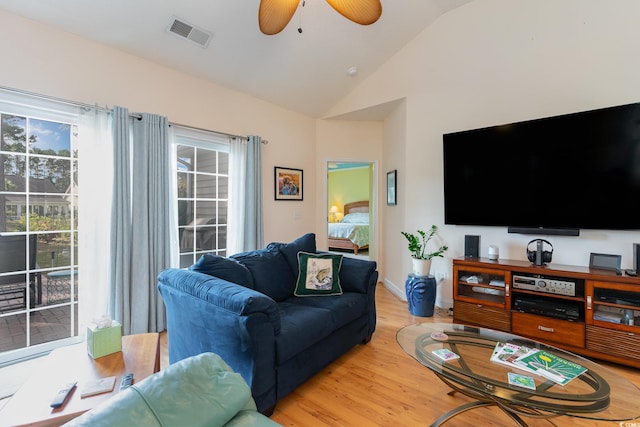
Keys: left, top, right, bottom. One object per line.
{"left": 63, "top": 352, "right": 281, "bottom": 427}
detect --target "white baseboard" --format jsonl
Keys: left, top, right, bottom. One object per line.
{"left": 382, "top": 278, "right": 406, "bottom": 301}
{"left": 382, "top": 277, "right": 453, "bottom": 309}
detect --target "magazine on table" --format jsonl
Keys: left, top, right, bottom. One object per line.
{"left": 507, "top": 372, "right": 536, "bottom": 390}
{"left": 431, "top": 348, "right": 460, "bottom": 361}
{"left": 490, "top": 342, "right": 538, "bottom": 373}
{"left": 514, "top": 350, "right": 587, "bottom": 386}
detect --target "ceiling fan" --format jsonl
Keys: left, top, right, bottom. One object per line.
{"left": 259, "top": 0, "right": 382, "bottom": 35}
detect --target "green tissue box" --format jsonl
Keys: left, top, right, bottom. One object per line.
{"left": 87, "top": 321, "right": 122, "bottom": 359}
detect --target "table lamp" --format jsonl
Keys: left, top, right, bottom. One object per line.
{"left": 329, "top": 205, "right": 339, "bottom": 222}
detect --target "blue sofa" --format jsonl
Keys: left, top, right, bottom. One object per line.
{"left": 157, "top": 233, "right": 378, "bottom": 414}
{"left": 63, "top": 353, "right": 281, "bottom": 427}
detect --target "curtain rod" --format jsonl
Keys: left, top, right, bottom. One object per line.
{"left": 169, "top": 121, "right": 268, "bottom": 144}
{"left": 0, "top": 85, "right": 268, "bottom": 144}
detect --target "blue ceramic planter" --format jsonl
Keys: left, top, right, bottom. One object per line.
{"left": 405, "top": 274, "right": 436, "bottom": 317}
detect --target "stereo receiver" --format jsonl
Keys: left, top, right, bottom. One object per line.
{"left": 512, "top": 274, "right": 577, "bottom": 297}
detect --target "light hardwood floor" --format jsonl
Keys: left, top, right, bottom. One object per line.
{"left": 159, "top": 285, "right": 640, "bottom": 426}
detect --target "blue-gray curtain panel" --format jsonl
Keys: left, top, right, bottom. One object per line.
{"left": 110, "top": 108, "right": 171, "bottom": 334}
{"left": 245, "top": 135, "right": 264, "bottom": 250}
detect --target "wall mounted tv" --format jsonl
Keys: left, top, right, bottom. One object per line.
{"left": 443, "top": 102, "right": 640, "bottom": 236}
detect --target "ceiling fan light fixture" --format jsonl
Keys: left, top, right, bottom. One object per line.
{"left": 325, "top": 0, "right": 382, "bottom": 26}
{"left": 259, "top": 0, "right": 300, "bottom": 35}
{"left": 258, "top": 0, "right": 381, "bottom": 35}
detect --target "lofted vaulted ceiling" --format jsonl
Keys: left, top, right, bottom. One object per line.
{"left": 0, "top": 0, "right": 471, "bottom": 118}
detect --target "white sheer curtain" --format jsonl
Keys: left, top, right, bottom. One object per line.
{"left": 77, "top": 109, "right": 113, "bottom": 330}
{"left": 228, "top": 135, "right": 263, "bottom": 254}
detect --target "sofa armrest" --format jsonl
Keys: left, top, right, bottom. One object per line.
{"left": 339, "top": 257, "right": 378, "bottom": 294}
{"left": 157, "top": 268, "right": 280, "bottom": 412}
{"left": 157, "top": 269, "right": 280, "bottom": 332}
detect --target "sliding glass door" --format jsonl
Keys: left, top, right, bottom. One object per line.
{"left": 0, "top": 112, "right": 79, "bottom": 360}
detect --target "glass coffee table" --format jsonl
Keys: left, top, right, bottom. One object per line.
{"left": 397, "top": 323, "right": 640, "bottom": 426}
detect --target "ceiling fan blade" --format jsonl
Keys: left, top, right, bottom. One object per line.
{"left": 325, "top": 0, "right": 382, "bottom": 26}
{"left": 259, "top": 0, "right": 300, "bottom": 35}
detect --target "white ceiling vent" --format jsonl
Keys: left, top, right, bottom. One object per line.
{"left": 167, "top": 16, "right": 212, "bottom": 48}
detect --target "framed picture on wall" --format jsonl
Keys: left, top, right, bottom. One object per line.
{"left": 275, "top": 166, "right": 303, "bottom": 201}
{"left": 387, "top": 170, "right": 397, "bottom": 206}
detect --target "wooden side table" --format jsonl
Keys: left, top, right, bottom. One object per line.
{"left": 0, "top": 332, "right": 160, "bottom": 427}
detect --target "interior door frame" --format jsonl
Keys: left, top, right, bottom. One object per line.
{"left": 324, "top": 159, "right": 378, "bottom": 262}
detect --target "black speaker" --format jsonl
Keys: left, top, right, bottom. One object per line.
{"left": 526, "top": 239, "right": 553, "bottom": 266}
{"left": 464, "top": 235, "right": 480, "bottom": 258}
{"left": 624, "top": 243, "right": 639, "bottom": 276}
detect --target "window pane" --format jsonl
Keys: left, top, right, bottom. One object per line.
{"left": 29, "top": 304, "right": 77, "bottom": 346}
{"left": 43, "top": 268, "right": 77, "bottom": 305}
{"left": 29, "top": 156, "right": 71, "bottom": 192}
{"left": 176, "top": 146, "right": 194, "bottom": 171}
{"left": 28, "top": 119, "right": 72, "bottom": 157}
{"left": 218, "top": 201, "right": 228, "bottom": 225}
{"left": 73, "top": 232, "right": 78, "bottom": 267}
{"left": 0, "top": 313, "right": 26, "bottom": 350}
{"left": 195, "top": 201, "right": 216, "bottom": 220}
{"left": 218, "top": 152, "right": 229, "bottom": 174}
{"left": 179, "top": 253, "right": 195, "bottom": 269}
{"left": 195, "top": 225, "right": 217, "bottom": 251}
{"left": 1, "top": 115, "right": 27, "bottom": 153}
{"left": 196, "top": 174, "right": 216, "bottom": 198}
{"left": 178, "top": 200, "right": 194, "bottom": 227}
{"left": 2, "top": 153, "right": 27, "bottom": 183}
{"left": 196, "top": 148, "right": 217, "bottom": 172}
{"left": 1, "top": 194, "right": 25, "bottom": 232}
{"left": 218, "top": 176, "right": 228, "bottom": 199}
{"left": 218, "top": 226, "right": 227, "bottom": 251}
{"left": 28, "top": 206, "right": 71, "bottom": 232}
{"left": 177, "top": 171, "right": 192, "bottom": 198}
{"left": 37, "top": 232, "right": 73, "bottom": 269}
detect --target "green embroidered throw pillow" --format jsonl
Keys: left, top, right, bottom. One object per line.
{"left": 295, "top": 252, "right": 343, "bottom": 296}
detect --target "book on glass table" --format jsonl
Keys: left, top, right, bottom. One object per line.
{"left": 514, "top": 350, "right": 587, "bottom": 386}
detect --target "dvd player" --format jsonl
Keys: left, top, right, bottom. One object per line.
{"left": 513, "top": 296, "right": 581, "bottom": 321}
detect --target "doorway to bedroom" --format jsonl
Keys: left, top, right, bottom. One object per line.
{"left": 326, "top": 162, "right": 374, "bottom": 261}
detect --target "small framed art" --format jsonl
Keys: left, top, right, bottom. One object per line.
{"left": 387, "top": 170, "right": 397, "bottom": 206}
{"left": 275, "top": 166, "right": 303, "bottom": 201}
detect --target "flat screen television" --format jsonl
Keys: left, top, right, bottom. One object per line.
{"left": 443, "top": 102, "right": 640, "bottom": 235}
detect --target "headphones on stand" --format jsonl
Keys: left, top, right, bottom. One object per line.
{"left": 526, "top": 239, "right": 553, "bottom": 266}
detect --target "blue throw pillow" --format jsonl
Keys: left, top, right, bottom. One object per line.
{"left": 232, "top": 248, "right": 294, "bottom": 302}
{"left": 295, "top": 252, "right": 343, "bottom": 297}
{"left": 268, "top": 233, "right": 317, "bottom": 276}
{"left": 189, "top": 254, "right": 254, "bottom": 289}
{"left": 339, "top": 257, "right": 376, "bottom": 294}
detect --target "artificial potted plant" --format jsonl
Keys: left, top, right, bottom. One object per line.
{"left": 401, "top": 225, "right": 448, "bottom": 276}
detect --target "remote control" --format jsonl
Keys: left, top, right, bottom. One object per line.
{"left": 119, "top": 373, "right": 134, "bottom": 390}
{"left": 50, "top": 382, "right": 76, "bottom": 408}
{"left": 625, "top": 269, "right": 638, "bottom": 277}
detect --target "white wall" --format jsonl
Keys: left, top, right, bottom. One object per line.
{"left": 380, "top": 100, "right": 407, "bottom": 301}
{"left": 327, "top": 0, "right": 640, "bottom": 307}
{"left": 315, "top": 119, "right": 383, "bottom": 257}
{"left": 0, "top": 9, "right": 318, "bottom": 245}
